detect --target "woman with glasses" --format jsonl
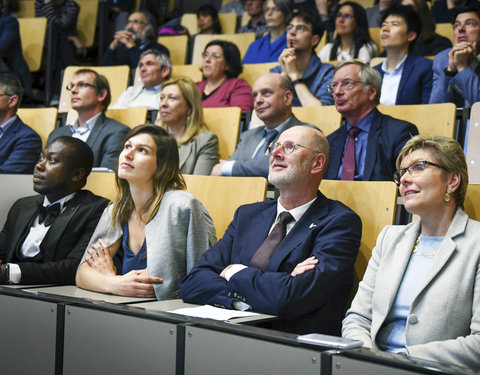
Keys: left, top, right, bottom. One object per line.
{"left": 76, "top": 124, "right": 216, "bottom": 299}
{"left": 343, "top": 135, "right": 480, "bottom": 371}
{"left": 242, "top": 0, "right": 293, "bottom": 64}
{"left": 158, "top": 76, "right": 219, "bottom": 175}
{"left": 196, "top": 40, "right": 253, "bottom": 112}
{"left": 318, "top": 2, "right": 378, "bottom": 63}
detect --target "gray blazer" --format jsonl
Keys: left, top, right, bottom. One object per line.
{"left": 229, "top": 115, "right": 308, "bottom": 178}
{"left": 79, "top": 190, "right": 217, "bottom": 300}
{"left": 342, "top": 208, "right": 480, "bottom": 371}
{"left": 47, "top": 112, "right": 130, "bottom": 171}
{"left": 178, "top": 130, "right": 219, "bottom": 175}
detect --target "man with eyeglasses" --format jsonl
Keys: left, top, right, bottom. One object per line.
{"left": 325, "top": 61, "right": 418, "bottom": 181}
{"left": 47, "top": 69, "right": 129, "bottom": 171}
{"left": 182, "top": 125, "right": 361, "bottom": 335}
{"left": 429, "top": 7, "right": 480, "bottom": 107}
{"left": 101, "top": 11, "right": 169, "bottom": 70}
{"left": 0, "top": 136, "right": 108, "bottom": 285}
{"left": 211, "top": 73, "right": 313, "bottom": 178}
{"left": 271, "top": 10, "right": 335, "bottom": 107}
{"left": 0, "top": 74, "right": 42, "bottom": 174}
{"left": 111, "top": 50, "right": 172, "bottom": 109}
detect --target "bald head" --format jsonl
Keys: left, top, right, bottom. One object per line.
{"left": 252, "top": 73, "right": 294, "bottom": 129}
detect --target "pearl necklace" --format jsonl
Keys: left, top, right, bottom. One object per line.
{"left": 412, "top": 235, "right": 437, "bottom": 257}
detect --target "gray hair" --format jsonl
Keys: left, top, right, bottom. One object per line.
{"left": 139, "top": 49, "right": 172, "bottom": 80}
{"left": 335, "top": 60, "right": 382, "bottom": 104}
{"left": 0, "top": 73, "right": 23, "bottom": 110}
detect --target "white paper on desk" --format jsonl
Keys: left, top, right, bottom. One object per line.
{"left": 168, "top": 305, "right": 259, "bottom": 320}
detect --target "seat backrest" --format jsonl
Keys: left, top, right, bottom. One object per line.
{"left": 320, "top": 180, "right": 398, "bottom": 282}
{"left": 171, "top": 64, "right": 203, "bottom": 82}
{"left": 76, "top": 0, "right": 99, "bottom": 47}
{"left": 157, "top": 35, "right": 189, "bottom": 65}
{"left": 377, "top": 103, "right": 456, "bottom": 138}
{"left": 435, "top": 23, "right": 454, "bottom": 45}
{"left": 238, "top": 62, "right": 277, "bottom": 87}
{"left": 66, "top": 107, "right": 147, "bottom": 128}
{"left": 342, "top": 0, "right": 375, "bottom": 8}
{"left": 59, "top": 65, "right": 130, "bottom": 113}
{"left": 183, "top": 174, "right": 268, "bottom": 238}
{"left": 466, "top": 102, "right": 480, "bottom": 184}
{"left": 369, "top": 27, "right": 381, "bottom": 54}
{"left": 180, "top": 13, "right": 198, "bottom": 35}
{"left": 203, "top": 107, "right": 242, "bottom": 160}
{"left": 84, "top": 172, "right": 117, "bottom": 202}
{"left": 464, "top": 184, "right": 480, "bottom": 221}
{"left": 249, "top": 106, "right": 342, "bottom": 136}
{"left": 18, "top": 17, "right": 47, "bottom": 72}
{"left": 191, "top": 33, "right": 256, "bottom": 65}
{"left": 219, "top": 12, "right": 238, "bottom": 34}
{"left": 17, "top": 107, "right": 58, "bottom": 147}
{"left": 0, "top": 174, "right": 35, "bottom": 228}
{"left": 17, "top": 0, "right": 35, "bottom": 17}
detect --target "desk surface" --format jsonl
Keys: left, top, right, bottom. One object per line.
{"left": 29, "top": 285, "right": 156, "bottom": 304}
{"left": 133, "top": 299, "right": 277, "bottom": 324}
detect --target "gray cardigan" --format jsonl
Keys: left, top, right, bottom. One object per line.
{"left": 342, "top": 208, "right": 480, "bottom": 371}
{"left": 79, "top": 190, "right": 217, "bottom": 300}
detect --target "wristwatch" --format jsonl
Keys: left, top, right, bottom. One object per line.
{"left": 444, "top": 68, "right": 457, "bottom": 77}
{"left": 291, "top": 78, "right": 305, "bottom": 85}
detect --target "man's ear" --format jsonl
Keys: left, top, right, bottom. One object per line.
{"left": 96, "top": 89, "right": 108, "bottom": 103}
{"left": 407, "top": 31, "right": 417, "bottom": 43}
{"left": 161, "top": 66, "right": 171, "bottom": 80}
{"left": 8, "top": 95, "right": 18, "bottom": 110}
{"left": 311, "top": 153, "right": 327, "bottom": 175}
{"left": 71, "top": 167, "right": 86, "bottom": 183}
{"left": 284, "top": 89, "right": 294, "bottom": 106}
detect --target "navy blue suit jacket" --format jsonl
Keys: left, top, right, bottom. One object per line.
{"left": 0, "top": 117, "right": 42, "bottom": 174}
{"left": 325, "top": 108, "right": 419, "bottom": 181}
{"left": 374, "top": 54, "right": 433, "bottom": 105}
{"left": 181, "top": 191, "right": 362, "bottom": 335}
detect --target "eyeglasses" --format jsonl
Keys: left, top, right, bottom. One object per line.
{"left": 453, "top": 19, "right": 479, "bottom": 30}
{"left": 393, "top": 160, "right": 445, "bottom": 185}
{"left": 336, "top": 13, "right": 354, "bottom": 20}
{"left": 201, "top": 51, "right": 223, "bottom": 60}
{"left": 286, "top": 24, "right": 310, "bottom": 33}
{"left": 128, "top": 19, "right": 145, "bottom": 25}
{"left": 66, "top": 82, "right": 95, "bottom": 91}
{"left": 267, "top": 140, "right": 321, "bottom": 155}
{"left": 327, "top": 79, "right": 362, "bottom": 92}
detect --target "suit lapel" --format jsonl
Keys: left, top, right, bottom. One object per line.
{"left": 40, "top": 192, "right": 83, "bottom": 261}
{"left": 178, "top": 140, "right": 193, "bottom": 170}
{"left": 326, "top": 126, "right": 348, "bottom": 178}
{"left": 268, "top": 192, "right": 328, "bottom": 271}
{"left": 396, "top": 55, "right": 413, "bottom": 103}
{"left": 85, "top": 112, "right": 105, "bottom": 150}
{"left": 0, "top": 118, "right": 20, "bottom": 149}
{"left": 363, "top": 108, "right": 382, "bottom": 180}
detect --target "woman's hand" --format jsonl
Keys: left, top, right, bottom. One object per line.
{"left": 291, "top": 256, "right": 318, "bottom": 276}
{"left": 110, "top": 269, "right": 163, "bottom": 298}
{"left": 85, "top": 239, "right": 116, "bottom": 276}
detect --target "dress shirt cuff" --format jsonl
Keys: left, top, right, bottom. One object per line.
{"left": 221, "top": 161, "right": 235, "bottom": 176}
{"left": 232, "top": 300, "right": 251, "bottom": 311}
{"left": 8, "top": 263, "right": 21, "bottom": 284}
{"left": 225, "top": 264, "right": 248, "bottom": 281}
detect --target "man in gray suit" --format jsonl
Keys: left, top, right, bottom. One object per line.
{"left": 211, "top": 73, "right": 312, "bottom": 178}
{"left": 47, "top": 69, "right": 129, "bottom": 171}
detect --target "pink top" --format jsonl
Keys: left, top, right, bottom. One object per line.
{"left": 196, "top": 78, "right": 253, "bottom": 112}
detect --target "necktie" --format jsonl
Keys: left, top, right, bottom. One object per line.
{"left": 249, "top": 212, "right": 294, "bottom": 270}
{"left": 341, "top": 126, "right": 361, "bottom": 181}
{"left": 253, "top": 129, "right": 278, "bottom": 158}
{"left": 38, "top": 203, "right": 61, "bottom": 227}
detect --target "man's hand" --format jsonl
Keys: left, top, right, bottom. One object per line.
{"left": 448, "top": 42, "right": 476, "bottom": 72}
{"left": 291, "top": 256, "right": 318, "bottom": 276}
{"left": 211, "top": 160, "right": 227, "bottom": 176}
{"left": 109, "top": 30, "right": 136, "bottom": 50}
{"left": 279, "top": 48, "right": 301, "bottom": 81}
{"left": 85, "top": 239, "right": 116, "bottom": 276}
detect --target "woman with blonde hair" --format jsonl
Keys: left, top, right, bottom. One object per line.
{"left": 342, "top": 135, "right": 480, "bottom": 371}
{"left": 158, "top": 76, "right": 219, "bottom": 175}
{"left": 76, "top": 124, "right": 216, "bottom": 299}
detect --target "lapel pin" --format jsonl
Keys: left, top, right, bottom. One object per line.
{"left": 309, "top": 223, "right": 317, "bottom": 229}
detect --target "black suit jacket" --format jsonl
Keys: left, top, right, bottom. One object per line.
{"left": 47, "top": 112, "right": 129, "bottom": 171}
{"left": 0, "top": 190, "right": 108, "bottom": 284}
{"left": 325, "top": 108, "right": 419, "bottom": 181}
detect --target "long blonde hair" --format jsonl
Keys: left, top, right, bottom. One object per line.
{"left": 112, "top": 124, "right": 186, "bottom": 226}
{"left": 158, "top": 76, "right": 206, "bottom": 145}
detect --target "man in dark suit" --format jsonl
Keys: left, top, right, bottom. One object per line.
{"left": 182, "top": 125, "right": 362, "bottom": 335}
{"left": 211, "top": 73, "right": 312, "bottom": 178}
{"left": 0, "top": 74, "right": 42, "bottom": 174}
{"left": 101, "top": 11, "right": 169, "bottom": 70}
{"left": 325, "top": 61, "right": 418, "bottom": 181}
{"left": 47, "top": 69, "right": 129, "bottom": 171}
{"left": 0, "top": 136, "right": 108, "bottom": 285}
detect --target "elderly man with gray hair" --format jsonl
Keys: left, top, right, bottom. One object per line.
{"left": 111, "top": 50, "right": 172, "bottom": 109}
{"left": 324, "top": 61, "right": 419, "bottom": 181}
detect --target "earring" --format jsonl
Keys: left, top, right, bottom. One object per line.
{"left": 444, "top": 191, "right": 451, "bottom": 202}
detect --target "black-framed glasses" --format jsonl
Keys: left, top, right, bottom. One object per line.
{"left": 201, "top": 51, "right": 223, "bottom": 60}
{"left": 267, "top": 140, "right": 321, "bottom": 155}
{"left": 327, "top": 79, "right": 362, "bottom": 93}
{"left": 394, "top": 160, "right": 445, "bottom": 185}
{"left": 286, "top": 24, "right": 310, "bottom": 33}
{"left": 66, "top": 82, "right": 95, "bottom": 91}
